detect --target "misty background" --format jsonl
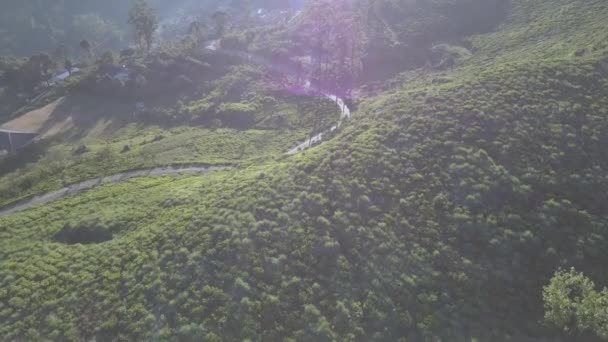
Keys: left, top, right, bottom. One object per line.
{"left": 0, "top": 0, "right": 305, "bottom": 56}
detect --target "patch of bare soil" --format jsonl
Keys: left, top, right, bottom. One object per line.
{"left": 0, "top": 97, "right": 64, "bottom": 132}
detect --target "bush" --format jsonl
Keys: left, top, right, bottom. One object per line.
{"left": 220, "top": 32, "right": 250, "bottom": 51}
{"left": 53, "top": 224, "right": 114, "bottom": 245}
{"left": 217, "top": 102, "right": 257, "bottom": 129}
{"left": 430, "top": 44, "right": 472, "bottom": 69}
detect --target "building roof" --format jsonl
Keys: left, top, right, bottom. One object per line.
{"left": 53, "top": 68, "right": 81, "bottom": 81}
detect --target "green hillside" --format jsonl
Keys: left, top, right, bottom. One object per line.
{"left": 1, "top": 0, "right": 608, "bottom": 340}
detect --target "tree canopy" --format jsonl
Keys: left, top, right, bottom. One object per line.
{"left": 128, "top": 0, "right": 159, "bottom": 52}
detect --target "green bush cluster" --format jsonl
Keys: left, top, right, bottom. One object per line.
{"left": 543, "top": 268, "right": 608, "bottom": 339}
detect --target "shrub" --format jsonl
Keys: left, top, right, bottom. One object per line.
{"left": 217, "top": 102, "right": 257, "bottom": 129}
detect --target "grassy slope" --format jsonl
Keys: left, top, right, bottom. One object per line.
{"left": 470, "top": 0, "right": 608, "bottom": 63}
{"left": 0, "top": 84, "right": 338, "bottom": 207}
{"left": 1, "top": 0, "right": 608, "bottom": 340}
{"left": 0, "top": 125, "right": 300, "bottom": 207}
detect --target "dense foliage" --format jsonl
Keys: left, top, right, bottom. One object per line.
{"left": 544, "top": 269, "right": 608, "bottom": 339}
{"left": 1, "top": 0, "right": 608, "bottom": 340}
{"left": 0, "top": 0, "right": 202, "bottom": 56}
{"left": 359, "top": 0, "right": 508, "bottom": 80}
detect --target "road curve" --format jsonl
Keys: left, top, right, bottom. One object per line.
{"left": 0, "top": 81, "right": 350, "bottom": 217}
{"left": 0, "top": 92, "right": 350, "bottom": 216}
{"left": 0, "top": 86, "right": 350, "bottom": 216}
{"left": 204, "top": 40, "right": 353, "bottom": 154}
{"left": 287, "top": 93, "right": 351, "bottom": 155}
{"left": 0, "top": 44, "right": 354, "bottom": 217}
{"left": 0, "top": 165, "right": 229, "bottom": 217}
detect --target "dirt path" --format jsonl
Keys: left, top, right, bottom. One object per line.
{"left": 0, "top": 44, "right": 353, "bottom": 216}
{"left": 0, "top": 97, "right": 64, "bottom": 132}
{"left": 287, "top": 93, "right": 351, "bottom": 154}
{"left": 0, "top": 165, "right": 229, "bottom": 217}
{"left": 204, "top": 41, "right": 354, "bottom": 154}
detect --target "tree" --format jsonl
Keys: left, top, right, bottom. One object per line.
{"left": 71, "top": 14, "right": 122, "bottom": 51}
{"left": 211, "top": 11, "right": 229, "bottom": 39}
{"left": 187, "top": 21, "right": 208, "bottom": 48}
{"left": 53, "top": 44, "right": 68, "bottom": 65}
{"left": 189, "top": 21, "right": 208, "bottom": 41}
{"left": 100, "top": 51, "right": 116, "bottom": 65}
{"left": 296, "top": 0, "right": 365, "bottom": 96}
{"left": 64, "top": 59, "right": 73, "bottom": 76}
{"left": 79, "top": 40, "right": 91, "bottom": 51}
{"left": 0, "top": 57, "right": 25, "bottom": 92}
{"left": 80, "top": 40, "right": 93, "bottom": 61}
{"left": 543, "top": 268, "right": 608, "bottom": 339}
{"left": 295, "top": 0, "right": 364, "bottom": 140}
{"left": 128, "top": 0, "right": 159, "bottom": 52}
{"left": 22, "top": 53, "right": 55, "bottom": 90}
{"left": 120, "top": 48, "right": 136, "bottom": 61}
{"left": 2, "top": 67, "right": 21, "bottom": 92}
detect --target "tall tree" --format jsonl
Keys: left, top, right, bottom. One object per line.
{"left": 53, "top": 44, "right": 69, "bottom": 65}
{"left": 188, "top": 21, "right": 208, "bottom": 44}
{"left": 21, "top": 53, "right": 55, "bottom": 90}
{"left": 65, "top": 59, "right": 73, "bottom": 76}
{"left": 211, "top": 11, "right": 229, "bottom": 39}
{"left": 79, "top": 39, "right": 93, "bottom": 61}
{"left": 71, "top": 14, "right": 122, "bottom": 50}
{"left": 294, "top": 0, "right": 364, "bottom": 141}
{"left": 128, "top": 0, "right": 159, "bottom": 52}
{"left": 297, "top": 0, "right": 364, "bottom": 97}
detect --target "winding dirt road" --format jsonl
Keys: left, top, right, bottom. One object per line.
{"left": 204, "top": 40, "right": 353, "bottom": 154}
{"left": 0, "top": 165, "right": 228, "bottom": 217}
{"left": 0, "top": 43, "right": 354, "bottom": 217}
{"left": 0, "top": 84, "right": 351, "bottom": 217}
{"left": 287, "top": 93, "right": 351, "bottom": 154}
